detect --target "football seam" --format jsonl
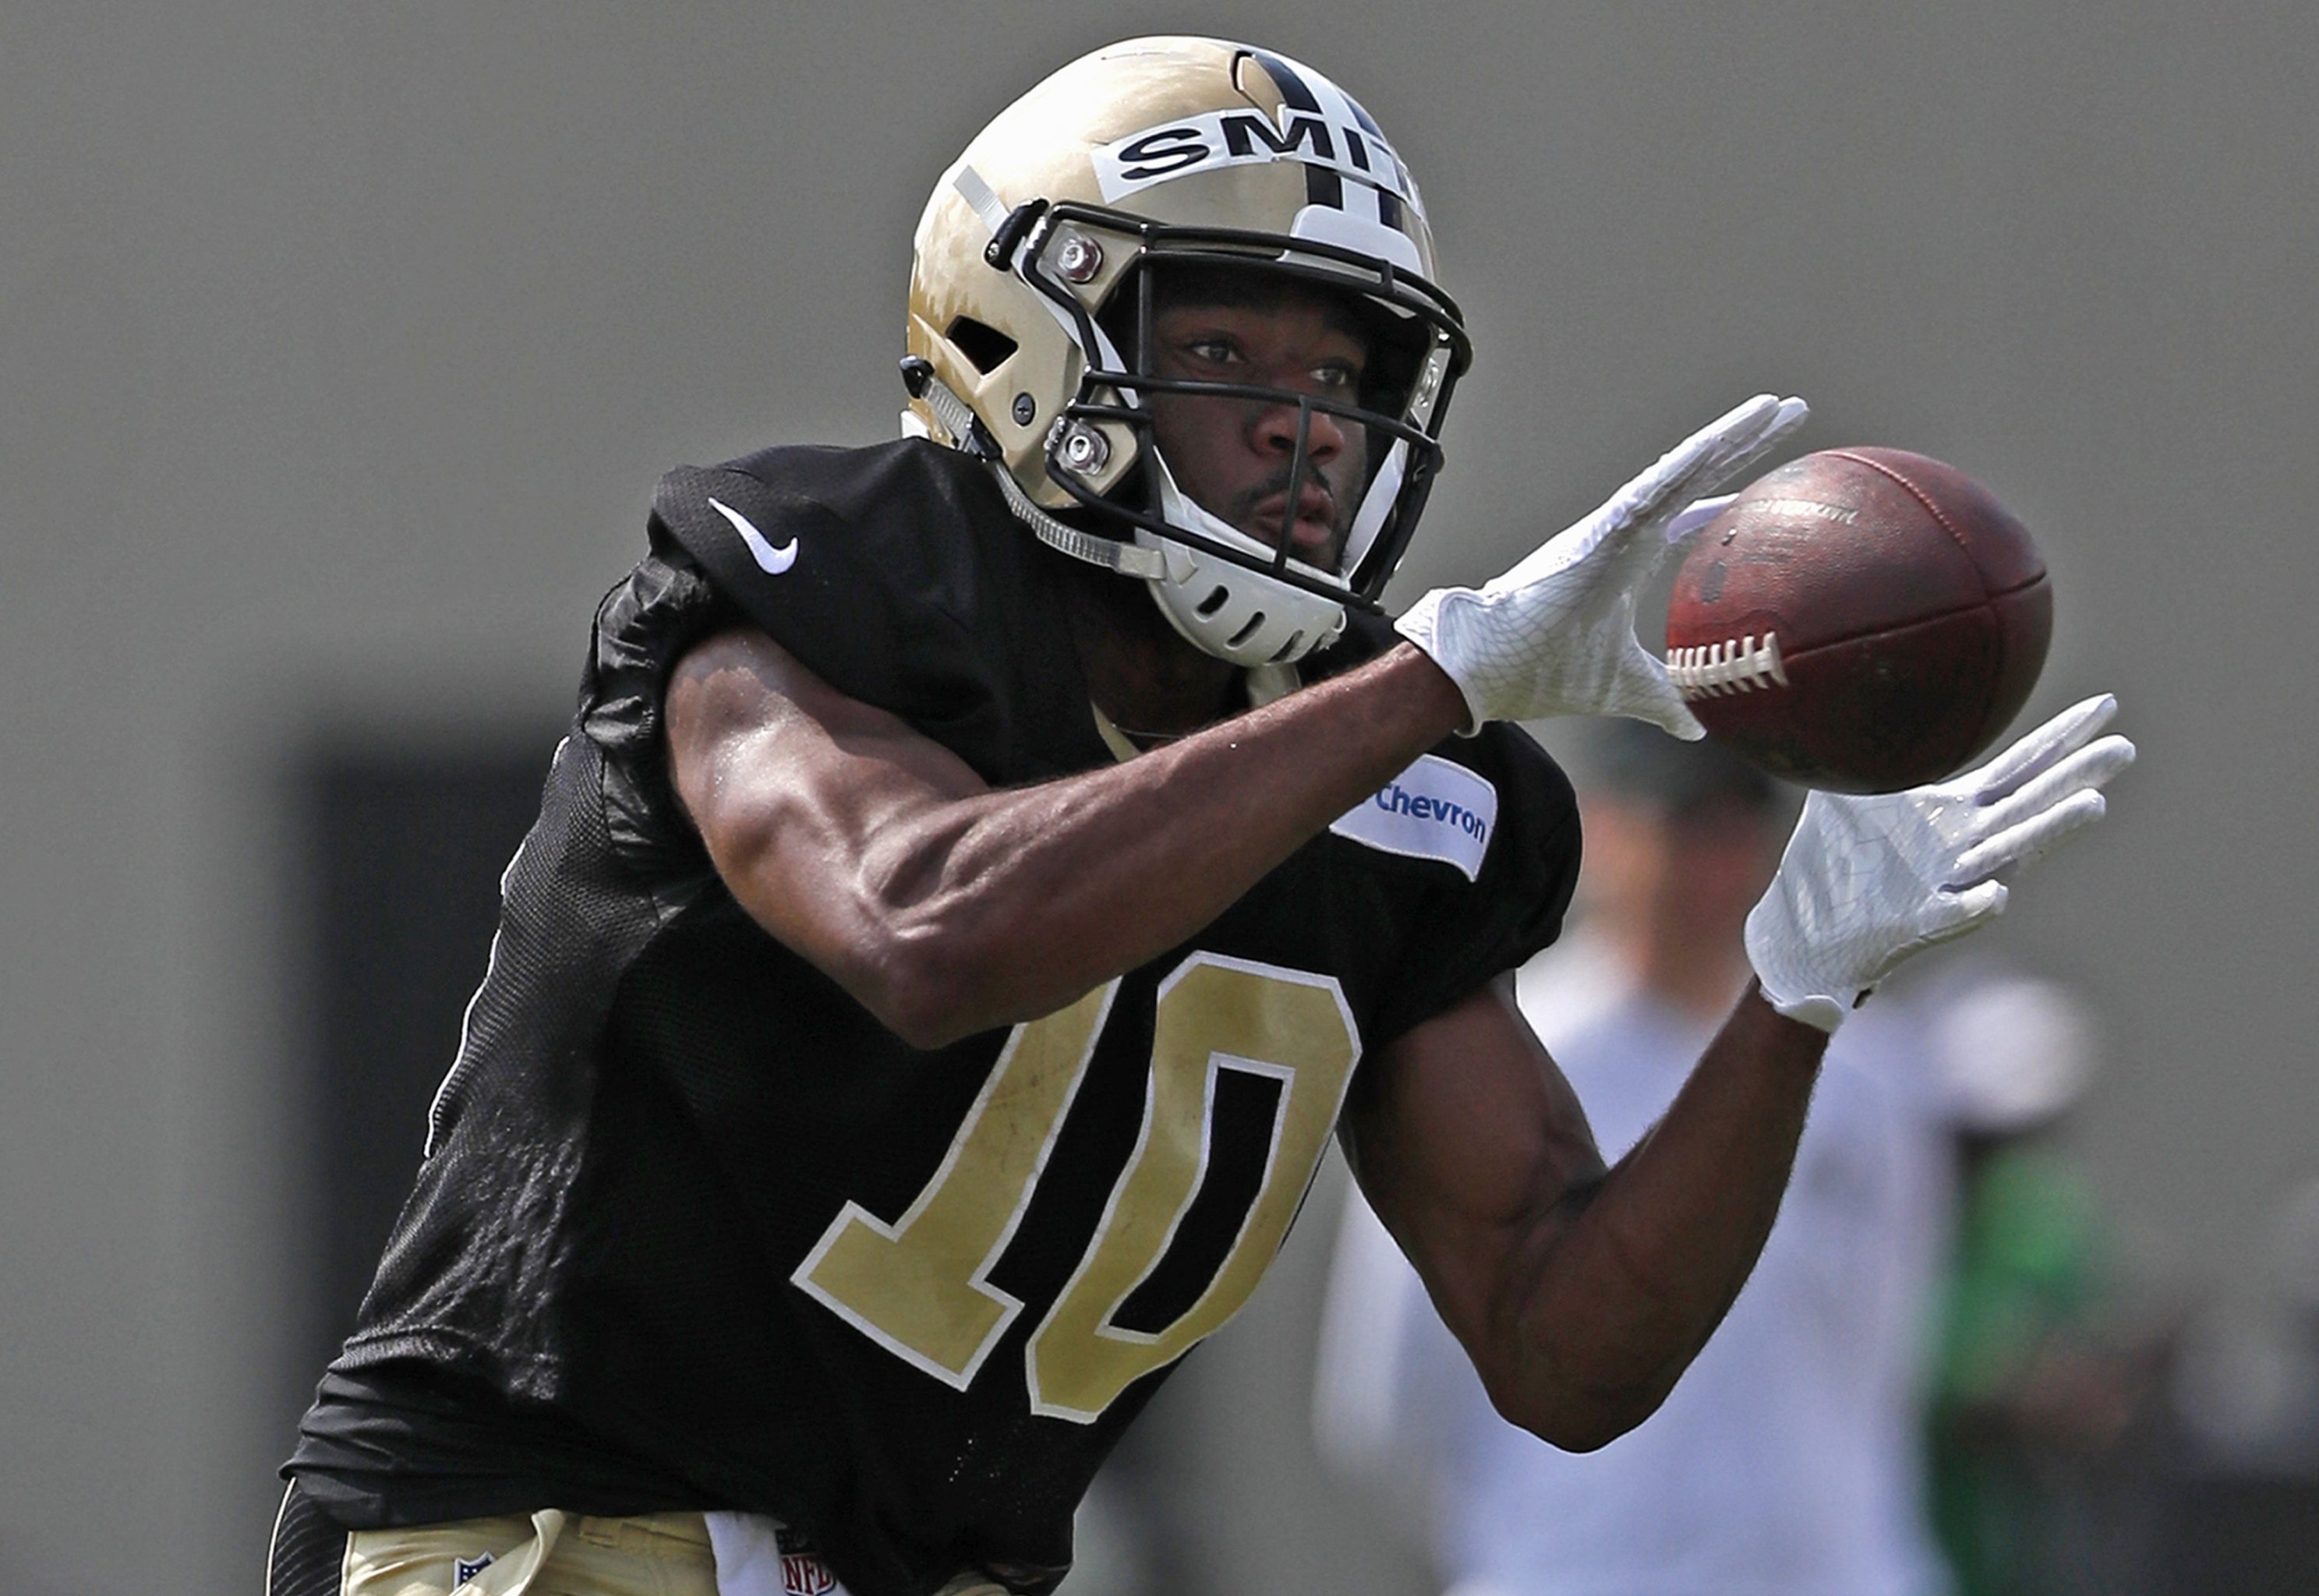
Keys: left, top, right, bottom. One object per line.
{"left": 1671, "top": 567, "right": 2045, "bottom": 662}
{"left": 1825, "top": 449, "right": 1989, "bottom": 581}
{"left": 1699, "top": 598, "right": 2011, "bottom": 686}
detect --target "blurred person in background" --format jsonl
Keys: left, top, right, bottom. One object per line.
{"left": 1317, "top": 723, "right": 2121, "bottom": 1596}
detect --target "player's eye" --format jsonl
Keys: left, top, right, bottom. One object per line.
{"left": 1182, "top": 336, "right": 1241, "bottom": 368}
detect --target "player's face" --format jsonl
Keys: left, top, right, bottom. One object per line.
{"left": 1144, "top": 284, "right": 1373, "bottom": 570}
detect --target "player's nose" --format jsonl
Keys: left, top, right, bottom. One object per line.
{"left": 1249, "top": 393, "right": 1347, "bottom": 463}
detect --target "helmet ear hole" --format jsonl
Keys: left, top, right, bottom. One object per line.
{"left": 1194, "top": 586, "right": 1232, "bottom": 619}
{"left": 946, "top": 316, "right": 1020, "bottom": 375}
{"left": 1226, "top": 613, "right": 1267, "bottom": 649}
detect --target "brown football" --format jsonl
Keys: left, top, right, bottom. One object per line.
{"left": 1663, "top": 447, "right": 2052, "bottom": 793}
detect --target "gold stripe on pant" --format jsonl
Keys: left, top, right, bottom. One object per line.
{"left": 341, "top": 1509, "right": 1009, "bottom": 1596}
{"left": 344, "top": 1510, "right": 718, "bottom": 1596}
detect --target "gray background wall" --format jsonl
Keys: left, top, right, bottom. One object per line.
{"left": 3, "top": 5, "right": 2312, "bottom": 1593}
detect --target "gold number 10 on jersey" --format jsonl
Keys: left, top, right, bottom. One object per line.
{"left": 794, "top": 952, "right": 1361, "bottom": 1421}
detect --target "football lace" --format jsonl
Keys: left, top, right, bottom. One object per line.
{"left": 1666, "top": 633, "right": 1791, "bottom": 698}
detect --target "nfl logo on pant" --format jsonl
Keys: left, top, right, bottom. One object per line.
{"left": 776, "top": 1526, "right": 836, "bottom": 1596}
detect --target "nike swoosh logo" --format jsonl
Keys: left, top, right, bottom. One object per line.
{"left": 709, "top": 496, "right": 797, "bottom": 575}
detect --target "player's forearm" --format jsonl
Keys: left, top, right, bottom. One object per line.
{"left": 1495, "top": 988, "right": 1824, "bottom": 1447}
{"left": 856, "top": 644, "right": 1467, "bottom": 1043}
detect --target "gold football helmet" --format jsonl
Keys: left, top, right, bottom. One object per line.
{"left": 903, "top": 37, "right": 1471, "bottom": 666}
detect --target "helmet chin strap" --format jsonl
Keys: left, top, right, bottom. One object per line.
{"left": 913, "top": 368, "right": 1166, "bottom": 581}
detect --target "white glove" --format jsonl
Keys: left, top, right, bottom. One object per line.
{"left": 1395, "top": 393, "right": 1808, "bottom": 733}
{"left": 1746, "top": 695, "right": 2137, "bottom": 1033}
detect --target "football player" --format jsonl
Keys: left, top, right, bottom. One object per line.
{"left": 269, "top": 37, "right": 2132, "bottom": 1596}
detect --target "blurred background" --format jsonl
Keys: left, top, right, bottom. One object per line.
{"left": 4, "top": 3, "right": 2314, "bottom": 1593}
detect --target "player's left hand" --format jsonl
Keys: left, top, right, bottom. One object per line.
{"left": 1745, "top": 695, "right": 2137, "bottom": 1033}
{"left": 1395, "top": 393, "right": 1808, "bottom": 733}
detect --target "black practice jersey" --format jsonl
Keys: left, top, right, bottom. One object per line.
{"left": 289, "top": 440, "right": 1582, "bottom": 1596}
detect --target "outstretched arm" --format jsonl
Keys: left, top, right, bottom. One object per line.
{"left": 665, "top": 626, "right": 1466, "bottom": 1047}
{"left": 1345, "top": 694, "right": 2133, "bottom": 1449}
{"left": 1343, "top": 978, "right": 1826, "bottom": 1450}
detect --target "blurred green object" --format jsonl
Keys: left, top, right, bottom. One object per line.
{"left": 1930, "top": 1142, "right": 2112, "bottom": 1596}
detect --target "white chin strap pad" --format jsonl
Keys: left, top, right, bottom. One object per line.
{"left": 1139, "top": 461, "right": 1349, "bottom": 667}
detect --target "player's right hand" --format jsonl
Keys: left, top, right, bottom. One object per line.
{"left": 1745, "top": 695, "right": 2137, "bottom": 1033}
{"left": 1394, "top": 394, "right": 1808, "bottom": 733}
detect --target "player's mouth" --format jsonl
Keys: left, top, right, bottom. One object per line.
{"left": 1247, "top": 487, "right": 1341, "bottom": 563}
